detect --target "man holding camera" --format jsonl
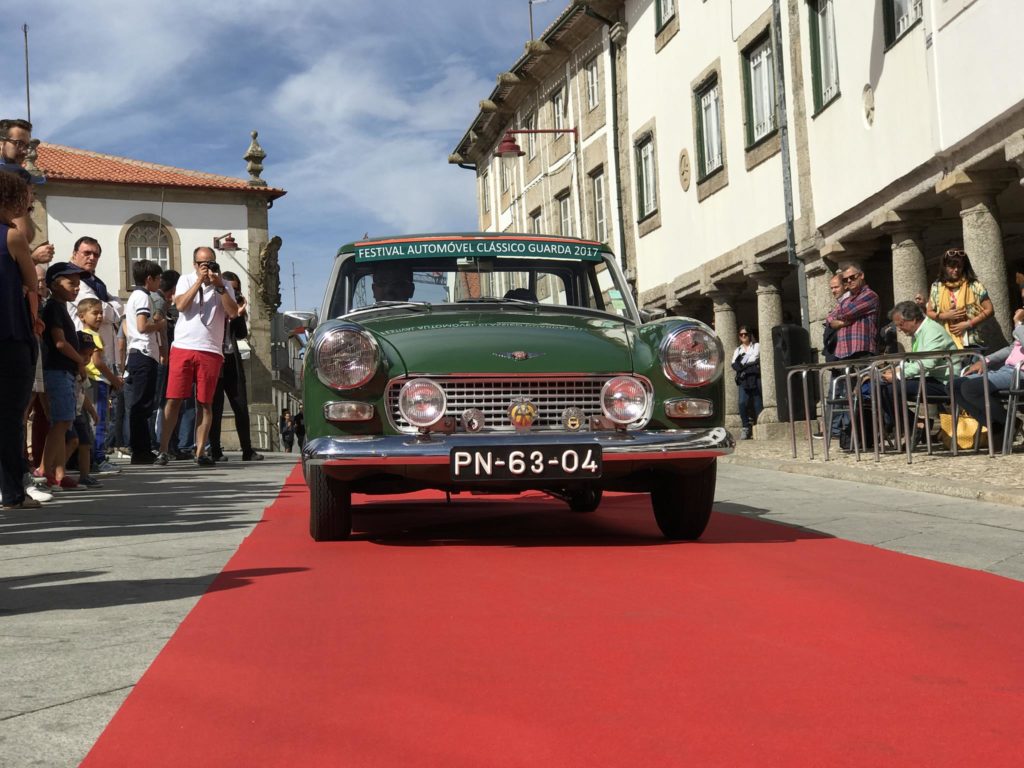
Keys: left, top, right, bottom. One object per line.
{"left": 155, "top": 247, "right": 238, "bottom": 466}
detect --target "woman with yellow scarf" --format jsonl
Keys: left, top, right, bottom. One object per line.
{"left": 925, "top": 248, "right": 994, "bottom": 351}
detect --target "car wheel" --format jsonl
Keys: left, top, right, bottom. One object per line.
{"left": 649, "top": 460, "right": 716, "bottom": 540}
{"left": 567, "top": 487, "right": 603, "bottom": 513}
{"left": 308, "top": 463, "right": 352, "bottom": 541}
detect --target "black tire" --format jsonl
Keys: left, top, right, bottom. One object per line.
{"left": 308, "top": 463, "right": 352, "bottom": 541}
{"left": 567, "top": 487, "right": 603, "bottom": 513}
{"left": 649, "top": 461, "right": 716, "bottom": 540}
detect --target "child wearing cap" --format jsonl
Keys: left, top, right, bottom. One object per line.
{"left": 39, "top": 261, "right": 89, "bottom": 490}
{"left": 67, "top": 332, "right": 101, "bottom": 488}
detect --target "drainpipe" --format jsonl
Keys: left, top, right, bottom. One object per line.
{"left": 772, "top": 0, "right": 810, "bottom": 330}
{"left": 583, "top": 5, "right": 630, "bottom": 284}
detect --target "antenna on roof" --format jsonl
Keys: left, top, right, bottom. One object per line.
{"left": 22, "top": 24, "right": 31, "bottom": 122}
{"left": 528, "top": 0, "right": 551, "bottom": 40}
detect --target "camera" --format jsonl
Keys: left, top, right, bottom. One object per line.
{"left": 206, "top": 261, "right": 221, "bottom": 273}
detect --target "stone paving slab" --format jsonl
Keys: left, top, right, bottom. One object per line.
{"left": 723, "top": 430, "right": 1024, "bottom": 508}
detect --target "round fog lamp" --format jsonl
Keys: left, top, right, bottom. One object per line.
{"left": 601, "top": 376, "right": 648, "bottom": 425}
{"left": 398, "top": 378, "right": 447, "bottom": 428}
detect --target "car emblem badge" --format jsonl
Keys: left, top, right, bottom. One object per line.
{"left": 508, "top": 398, "right": 539, "bottom": 431}
{"left": 561, "top": 407, "right": 585, "bottom": 432}
{"left": 461, "top": 408, "right": 485, "bottom": 433}
{"left": 495, "top": 350, "right": 544, "bottom": 361}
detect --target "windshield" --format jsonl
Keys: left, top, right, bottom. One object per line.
{"left": 328, "top": 254, "right": 637, "bottom": 321}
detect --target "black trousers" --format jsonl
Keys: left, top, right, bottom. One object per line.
{"left": 0, "top": 340, "right": 35, "bottom": 504}
{"left": 210, "top": 352, "right": 253, "bottom": 455}
{"left": 125, "top": 351, "right": 157, "bottom": 456}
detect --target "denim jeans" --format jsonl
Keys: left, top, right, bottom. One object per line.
{"left": 91, "top": 380, "right": 109, "bottom": 463}
{"left": 737, "top": 386, "right": 763, "bottom": 430}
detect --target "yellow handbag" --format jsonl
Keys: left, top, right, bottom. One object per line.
{"left": 938, "top": 411, "right": 988, "bottom": 450}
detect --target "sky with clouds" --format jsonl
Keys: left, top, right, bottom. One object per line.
{"left": 0, "top": 0, "right": 564, "bottom": 311}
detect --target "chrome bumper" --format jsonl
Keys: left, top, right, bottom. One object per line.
{"left": 304, "top": 427, "right": 734, "bottom": 468}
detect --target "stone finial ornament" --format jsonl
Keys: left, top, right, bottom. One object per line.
{"left": 244, "top": 130, "right": 267, "bottom": 187}
{"left": 256, "top": 235, "right": 283, "bottom": 313}
{"left": 24, "top": 138, "right": 43, "bottom": 179}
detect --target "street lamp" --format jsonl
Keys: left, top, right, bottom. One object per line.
{"left": 494, "top": 128, "right": 579, "bottom": 159}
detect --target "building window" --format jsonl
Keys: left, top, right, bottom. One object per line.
{"left": 524, "top": 111, "right": 537, "bottom": 158}
{"left": 635, "top": 137, "right": 658, "bottom": 219}
{"left": 590, "top": 169, "right": 607, "bottom": 242}
{"left": 585, "top": 58, "right": 600, "bottom": 110}
{"left": 744, "top": 35, "right": 777, "bottom": 145}
{"left": 656, "top": 0, "right": 676, "bottom": 30}
{"left": 695, "top": 79, "right": 723, "bottom": 178}
{"left": 500, "top": 159, "right": 510, "bottom": 193}
{"left": 126, "top": 220, "right": 172, "bottom": 272}
{"left": 557, "top": 193, "right": 573, "bottom": 237}
{"left": 809, "top": 0, "right": 840, "bottom": 112}
{"left": 552, "top": 89, "right": 565, "bottom": 131}
{"left": 530, "top": 208, "right": 543, "bottom": 234}
{"left": 482, "top": 170, "right": 490, "bottom": 213}
{"left": 883, "top": 0, "right": 923, "bottom": 46}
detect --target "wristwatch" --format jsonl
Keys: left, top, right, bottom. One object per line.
{"left": 215, "top": 286, "right": 226, "bottom": 295}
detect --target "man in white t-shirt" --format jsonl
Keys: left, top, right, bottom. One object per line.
{"left": 123, "top": 260, "right": 166, "bottom": 464}
{"left": 155, "top": 247, "right": 238, "bottom": 466}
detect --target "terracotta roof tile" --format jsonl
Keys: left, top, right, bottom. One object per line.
{"left": 35, "top": 143, "right": 286, "bottom": 199}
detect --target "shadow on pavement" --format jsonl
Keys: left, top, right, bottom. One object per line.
{"left": 0, "top": 567, "right": 307, "bottom": 616}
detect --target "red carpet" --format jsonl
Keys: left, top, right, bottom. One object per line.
{"left": 83, "top": 465, "right": 1024, "bottom": 767}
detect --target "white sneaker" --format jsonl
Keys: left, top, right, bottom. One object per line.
{"left": 25, "top": 483, "right": 53, "bottom": 502}
{"left": 96, "top": 461, "right": 121, "bottom": 475}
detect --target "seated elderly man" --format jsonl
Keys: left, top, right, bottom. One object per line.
{"left": 954, "top": 283, "right": 1024, "bottom": 446}
{"left": 876, "top": 300, "right": 958, "bottom": 432}
{"left": 371, "top": 263, "right": 415, "bottom": 303}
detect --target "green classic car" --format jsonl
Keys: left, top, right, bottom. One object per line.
{"left": 302, "top": 233, "right": 733, "bottom": 540}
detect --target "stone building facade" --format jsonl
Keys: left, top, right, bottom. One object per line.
{"left": 26, "top": 136, "right": 292, "bottom": 448}
{"left": 457, "top": 0, "right": 1024, "bottom": 430}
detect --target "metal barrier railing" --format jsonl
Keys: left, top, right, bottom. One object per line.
{"left": 786, "top": 348, "right": 1005, "bottom": 462}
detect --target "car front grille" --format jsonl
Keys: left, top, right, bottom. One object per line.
{"left": 386, "top": 375, "right": 646, "bottom": 433}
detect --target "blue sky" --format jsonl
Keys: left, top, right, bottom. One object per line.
{"left": 0, "top": 0, "right": 564, "bottom": 311}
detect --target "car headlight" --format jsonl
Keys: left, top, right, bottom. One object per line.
{"left": 315, "top": 326, "right": 378, "bottom": 390}
{"left": 398, "top": 378, "right": 447, "bottom": 428}
{"left": 661, "top": 326, "right": 721, "bottom": 387}
{"left": 601, "top": 376, "right": 649, "bottom": 425}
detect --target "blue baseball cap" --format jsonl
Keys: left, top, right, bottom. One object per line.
{"left": 45, "top": 261, "right": 89, "bottom": 286}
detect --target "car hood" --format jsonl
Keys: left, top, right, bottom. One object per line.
{"left": 361, "top": 309, "right": 635, "bottom": 375}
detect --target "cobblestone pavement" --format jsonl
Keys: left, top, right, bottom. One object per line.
{"left": 723, "top": 426, "right": 1023, "bottom": 508}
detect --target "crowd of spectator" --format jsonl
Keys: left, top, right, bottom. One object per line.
{"left": 822, "top": 253, "right": 1024, "bottom": 451}
{"left": 0, "top": 118, "right": 274, "bottom": 510}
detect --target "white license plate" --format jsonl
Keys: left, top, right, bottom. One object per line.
{"left": 451, "top": 445, "right": 602, "bottom": 481}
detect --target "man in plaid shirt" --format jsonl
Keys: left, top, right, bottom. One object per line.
{"left": 826, "top": 263, "right": 879, "bottom": 359}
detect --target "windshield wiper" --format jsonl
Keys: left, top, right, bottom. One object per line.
{"left": 348, "top": 301, "right": 432, "bottom": 314}
{"left": 456, "top": 297, "right": 538, "bottom": 306}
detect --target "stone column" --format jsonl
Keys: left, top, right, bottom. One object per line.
{"left": 798, "top": 248, "right": 832, "bottom": 356}
{"left": 706, "top": 287, "right": 740, "bottom": 426}
{"left": 872, "top": 209, "right": 936, "bottom": 348}
{"left": 746, "top": 267, "right": 785, "bottom": 425}
{"left": 936, "top": 168, "right": 1017, "bottom": 344}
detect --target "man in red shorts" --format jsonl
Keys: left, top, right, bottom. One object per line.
{"left": 155, "top": 247, "right": 238, "bottom": 466}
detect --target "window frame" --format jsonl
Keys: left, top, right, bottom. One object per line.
{"left": 481, "top": 169, "right": 491, "bottom": 213}
{"left": 742, "top": 34, "right": 778, "bottom": 147}
{"left": 808, "top": 0, "right": 840, "bottom": 114}
{"left": 590, "top": 168, "right": 607, "bottom": 243}
{"left": 634, "top": 136, "right": 658, "bottom": 221}
{"left": 523, "top": 111, "right": 537, "bottom": 159}
{"left": 125, "top": 220, "right": 174, "bottom": 274}
{"left": 529, "top": 208, "right": 543, "bottom": 235}
{"left": 500, "top": 158, "right": 510, "bottom": 193}
{"left": 656, "top": 0, "right": 676, "bottom": 31}
{"left": 552, "top": 89, "right": 566, "bottom": 131}
{"left": 585, "top": 58, "right": 600, "bottom": 111}
{"left": 882, "top": 0, "right": 923, "bottom": 48}
{"left": 694, "top": 78, "right": 724, "bottom": 180}
{"left": 557, "top": 193, "right": 573, "bottom": 237}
